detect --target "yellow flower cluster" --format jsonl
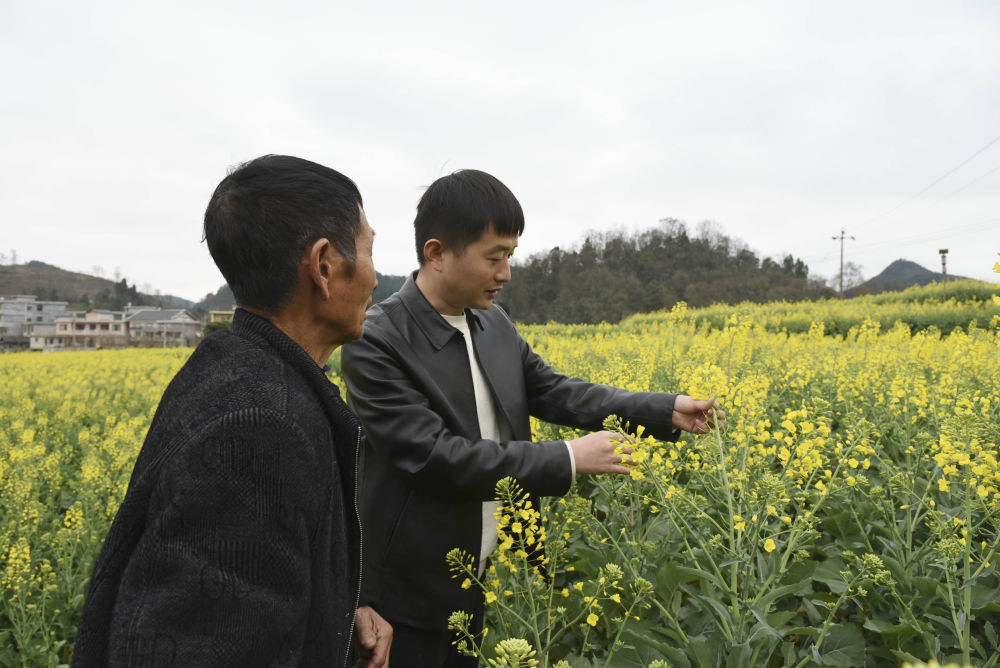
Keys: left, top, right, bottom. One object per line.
{"left": 4, "top": 274, "right": 998, "bottom": 664}
{"left": 492, "top": 479, "right": 547, "bottom": 587}
{"left": 1, "top": 348, "right": 189, "bottom": 662}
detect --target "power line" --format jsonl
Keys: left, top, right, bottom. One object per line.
{"left": 795, "top": 216, "right": 1000, "bottom": 264}
{"left": 848, "top": 217, "right": 1000, "bottom": 257}
{"left": 934, "top": 163, "right": 1000, "bottom": 202}
{"left": 861, "top": 132, "right": 1000, "bottom": 227}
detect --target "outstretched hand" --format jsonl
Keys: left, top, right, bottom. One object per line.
{"left": 672, "top": 396, "right": 725, "bottom": 434}
{"left": 570, "top": 430, "right": 636, "bottom": 475}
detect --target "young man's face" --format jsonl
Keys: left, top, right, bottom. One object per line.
{"left": 437, "top": 226, "right": 518, "bottom": 314}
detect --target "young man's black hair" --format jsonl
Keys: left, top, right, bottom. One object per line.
{"left": 413, "top": 169, "right": 525, "bottom": 265}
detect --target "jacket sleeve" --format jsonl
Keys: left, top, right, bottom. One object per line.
{"left": 516, "top": 329, "right": 682, "bottom": 442}
{"left": 102, "top": 413, "right": 326, "bottom": 667}
{"left": 341, "top": 328, "right": 573, "bottom": 502}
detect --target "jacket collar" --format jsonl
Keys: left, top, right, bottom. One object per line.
{"left": 398, "top": 271, "right": 484, "bottom": 351}
{"left": 231, "top": 308, "right": 357, "bottom": 423}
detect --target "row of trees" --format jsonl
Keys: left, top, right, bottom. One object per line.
{"left": 28, "top": 278, "right": 142, "bottom": 311}
{"left": 501, "top": 219, "right": 834, "bottom": 324}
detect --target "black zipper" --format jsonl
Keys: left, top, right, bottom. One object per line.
{"left": 342, "top": 425, "right": 363, "bottom": 668}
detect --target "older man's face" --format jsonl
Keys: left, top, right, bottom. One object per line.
{"left": 327, "top": 206, "right": 377, "bottom": 345}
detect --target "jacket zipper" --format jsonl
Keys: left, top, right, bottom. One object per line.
{"left": 342, "top": 425, "right": 364, "bottom": 668}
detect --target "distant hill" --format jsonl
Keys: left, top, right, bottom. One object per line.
{"left": 194, "top": 271, "right": 409, "bottom": 314}
{"left": 373, "top": 272, "right": 407, "bottom": 303}
{"left": 0, "top": 261, "right": 191, "bottom": 311}
{"left": 501, "top": 219, "right": 836, "bottom": 324}
{"left": 849, "top": 259, "right": 974, "bottom": 296}
{"left": 196, "top": 284, "right": 236, "bottom": 312}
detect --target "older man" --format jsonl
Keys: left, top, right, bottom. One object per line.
{"left": 73, "top": 155, "right": 391, "bottom": 667}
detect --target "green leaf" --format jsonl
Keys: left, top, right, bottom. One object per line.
{"left": 908, "top": 575, "right": 943, "bottom": 607}
{"left": 782, "top": 558, "right": 818, "bottom": 585}
{"left": 643, "top": 515, "right": 673, "bottom": 543}
{"left": 747, "top": 608, "right": 784, "bottom": 646}
{"left": 972, "top": 635, "right": 988, "bottom": 660}
{"left": 925, "top": 612, "right": 957, "bottom": 640}
{"left": 663, "top": 563, "right": 728, "bottom": 592}
{"left": 688, "top": 635, "right": 717, "bottom": 668}
{"left": 723, "top": 643, "right": 756, "bottom": 668}
{"left": 786, "top": 626, "right": 820, "bottom": 639}
{"left": 986, "top": 620, "right": 998, "bottom": 648}
{"left": 757, "top": 581, "right": 808, "bottom": 610}
{"left": 569, "top": 545, "right": 607, "bottom": 575}
{"left": 647, "top": 622, "right": 690, "bottom": 646}
{"left": 767, "top": 610, "right": 799, "bottom": 629}
{"left": 692, "top": 594, "right": 735, "bottom": 632}
{"left": 811, "top": 558, "right": 847, "bottom": 594}
{"left": 822, "top": 509, "right": 865, "bottom": 544}
{"left": 799, "top": 598, "right": 823, "bottom": 625}
{"left": 861, "top": 618, "right": 920, "bottom": 644}
{"left": 970, "top": 583, "right": 1000, "bottom": 613}
{"left": 781, "top": 641, "right": 798, "bottom": 666}
{"left": 861, "top": 618, "right": 895, "bottom": 633}
{"left": 618, "top": 626, "right": 692, "bottom": 668}
{"left": 879, "top": 552, "right": 907, "bottom": 586}
{"left": 889, "top": 649, "right": 923, "bottom": 663}
{"left": 816, "top": 623, "right": 865, "bottom": 667}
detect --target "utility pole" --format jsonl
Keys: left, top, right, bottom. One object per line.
{"left": 832, "top": 229, "right": 855, "bottom": 298}
{"left": 939, "top": 248, "right": 948, "bottom": 281}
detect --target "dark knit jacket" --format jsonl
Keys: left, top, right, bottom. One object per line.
{"left": 72, "top": 309, "right": 363, "bottom": 667}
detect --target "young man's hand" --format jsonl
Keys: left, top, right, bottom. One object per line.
{"left": 570, "top": 431, "right": 636, "bottom": 475}
{"left": 353, "top": 605, "right": 392, "bottom": 667}
{"left": 672, "top": 396, "right": 725, "bottom": 434}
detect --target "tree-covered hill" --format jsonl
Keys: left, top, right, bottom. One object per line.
{"left": 0, "top": 261, "right": 186, "bottom": 311}
{"left": 194, "top": 271, "right": 408, "bottom": 315}
{"left": 501, "top": 219, "right": 834, "bottom": 324}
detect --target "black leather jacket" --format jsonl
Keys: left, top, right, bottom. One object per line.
{"left": 341, "top": 275, "right": 678, "bottom": 630}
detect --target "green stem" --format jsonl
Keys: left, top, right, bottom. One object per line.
{"left": 712, "top": 422, "right": 743, "bottom": 627}
{"left": 961, "top": 478, "right": 973, "bottom": 664}
{"left": 601, "top": 593, "right": 649, "bottom": 668}
{"left": 943, "top": 567, "right": 963, "bottom": 662}
{"left": 792, "top": 573, "right": 861, "bottom": 668}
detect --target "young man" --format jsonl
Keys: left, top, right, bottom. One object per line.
{"left": 73, "top": 155, "right": 391, "bottom": 667}
{"left": 341, "top": 169, "right": 720, "bottom": 666}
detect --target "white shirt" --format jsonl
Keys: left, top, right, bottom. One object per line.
{"left": 441, "top": 313, "right": 575, "bottom": 576}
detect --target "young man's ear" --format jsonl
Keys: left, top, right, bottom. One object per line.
{"left": 422, "top": 238, "right": 447, "bottom": 270}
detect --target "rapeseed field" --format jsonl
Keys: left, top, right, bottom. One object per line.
{"left": 2, "top": 276, "right": 998, "bottom": 666}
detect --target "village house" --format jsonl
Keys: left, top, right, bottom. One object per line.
{"left": 208, "top": 309, "right": 235, "bottom": 323}
{"left": 125, "top": 307, "right": 201, "bottom": 347}
{"left": 54, "top": 309, "right": 129, "bottom": 349}
{"left": 3, "top": 297, "right": 204, "bottom": 351}
{"left": 0, "top": 295, "right": 69, "bottom": 351}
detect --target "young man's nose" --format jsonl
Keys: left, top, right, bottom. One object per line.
{"left": 496, "top": 260, "right": 511, "bottom": 282}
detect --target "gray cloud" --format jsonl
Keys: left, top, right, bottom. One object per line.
{"left": 2, "top": 0, "right": 998, "bottom": 302}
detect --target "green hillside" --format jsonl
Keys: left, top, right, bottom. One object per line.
{"left": 0, "top": 261, "right": 187, "bottom": 311}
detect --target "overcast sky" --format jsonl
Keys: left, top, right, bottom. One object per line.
{"left": 2, "top": 1, "right": 998, "bottom": 302}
